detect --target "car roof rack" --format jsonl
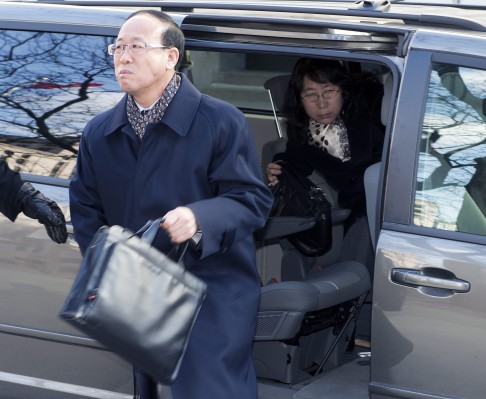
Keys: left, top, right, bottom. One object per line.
{"left": 19, "top": 0, "right": 486, "bottom": 33}
{"left": 391, "top": 0, "right": 486, "bottom": 10}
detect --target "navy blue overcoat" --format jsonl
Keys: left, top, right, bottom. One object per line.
{"left": 69, "top": 74, "right": 273, "bottom": 398}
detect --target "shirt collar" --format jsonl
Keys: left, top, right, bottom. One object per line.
{"left": 104, "top": 74, "right": 201, "bottom": 138}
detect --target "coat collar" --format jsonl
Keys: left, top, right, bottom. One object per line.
{"left": 104, "top": 74, "right": 202, "bottom": 137}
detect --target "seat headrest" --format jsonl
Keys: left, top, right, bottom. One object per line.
{"left": 264, "top": 75, "right": 291, "bottom": 114}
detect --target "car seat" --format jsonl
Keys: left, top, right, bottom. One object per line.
{"left": 253, "top": 253, "right": 370, "bottom": 384}
{"left": 253, "top": 74, "right": 372, "bottom": 384}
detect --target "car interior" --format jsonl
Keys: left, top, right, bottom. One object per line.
{"left": 177, "top": 50, "right": 395, "bottom": 385}
{"left": 187, "top": 54, "right": 394, "bottom": 384}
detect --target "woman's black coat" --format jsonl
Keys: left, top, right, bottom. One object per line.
{"left": 276, "top": 114, "right": 384, "bottom": 217}
{"left": 0, "top": 158, "right": 23, "bottom": 221}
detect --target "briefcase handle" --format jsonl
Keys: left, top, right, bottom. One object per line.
{"left": 136, "top": 217, "right": 164, "bottom": 243}
{"left": 135, "top": 217, "right": 188, "bottom": 263}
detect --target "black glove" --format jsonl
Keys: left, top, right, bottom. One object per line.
{"left": 16, "top": 183, "right": 68, "bottom": 244}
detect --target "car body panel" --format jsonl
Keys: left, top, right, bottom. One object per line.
{"left": 373, "top": 29, "right": 486, "bottom": 399}
{"left": 0, "top": 1, "right": 485, "bottom": 398}
{"left": 371, "top": 230, "right": 486, "bottom": 398}
{"left": 0, "top": 17, "right": 134, "bottom": 396}
{"left": 0, "top": 181, "right": 134, "bottom": 396}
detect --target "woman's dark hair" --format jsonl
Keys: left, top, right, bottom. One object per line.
{"left": 283, "top": 58, "right": 349, "bottom": 144}
{"left": 126, "top": 10, "right": 185, "bottom": 68}
{"left": 284, "top": 58, "right": 381, "bottom": 144}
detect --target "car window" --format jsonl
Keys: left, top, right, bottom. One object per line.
{"left": 188, "top": 50, "right": 299, "bottom": 111}
{"left": 414, "top": 63, "right": 486, "bottom": 235}
{"left": 0, "top": 30, "right": 123, "bottom": 179}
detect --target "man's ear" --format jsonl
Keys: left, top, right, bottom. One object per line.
{"left": 166, "top": 48, "right": 180, "bottom": 70}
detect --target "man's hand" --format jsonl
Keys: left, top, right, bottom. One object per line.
{"left": 17, "top": 183, "right": 68, "bottom": 244}
{"left": 160, "top": 206, "right": 198, "bottom": 244}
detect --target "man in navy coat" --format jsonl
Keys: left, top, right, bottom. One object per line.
{"left": 69, "top": 9, "right": 273, "bottom": 399}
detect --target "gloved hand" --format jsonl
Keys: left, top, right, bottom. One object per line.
{"left": 16, "top": 183, "right": 68, "bottom": 244}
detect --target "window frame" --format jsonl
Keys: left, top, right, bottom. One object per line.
{"left": 383, "top": 49, "right": 486, "bottom": 245}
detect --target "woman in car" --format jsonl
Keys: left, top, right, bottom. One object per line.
{"left": 266, "top": 57, "right": 385, "bottom": 221}
{"left": 0, "top": 158, "right": 67, "bottom": 244}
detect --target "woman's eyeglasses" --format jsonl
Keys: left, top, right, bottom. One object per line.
{"left": 301, "top": 88, "right": 340, "bottom": 103}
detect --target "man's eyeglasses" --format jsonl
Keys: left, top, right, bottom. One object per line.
{"left": 107, "top": 42, "right": 167, "bottom": 56}
{"left": 301, "top": 88, "right": 341, "bottom": 103}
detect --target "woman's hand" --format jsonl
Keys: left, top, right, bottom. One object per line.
{"left": 266, "top": 162, "right": 282, "bottom": 187}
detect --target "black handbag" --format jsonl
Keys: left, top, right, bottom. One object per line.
{"left": 59, "top": 218, "right": 207, "bottom": 385}
{"left": 270, "top": 164, "right": 332, "bottom": 256}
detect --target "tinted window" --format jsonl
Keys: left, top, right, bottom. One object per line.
{"left": 0, "top": 30, "right": 123, "bottom": 179}
{"left": 414, "top": 63, "right": 486, "bottom": 234}
{"left": 189, "top": 50, "right": 298, "bottom": 111}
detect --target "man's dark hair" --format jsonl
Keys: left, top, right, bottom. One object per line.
{"left": 127, "top": 10, "right": 185, "bottom": 68}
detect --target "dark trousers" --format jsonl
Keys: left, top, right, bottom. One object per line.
{"left": 133, "top": 368, "right": 173, "bottom": 399}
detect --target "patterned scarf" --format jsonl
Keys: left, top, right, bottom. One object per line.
{"left": 126, "top": 74, "right": 180, "bottom": 141}
{"left": 307, "top": 116, "right": 351, "bottom": 162}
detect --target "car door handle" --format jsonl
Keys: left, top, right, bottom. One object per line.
{"left": 391, "top": 268, "right": 470, "bottom": 293}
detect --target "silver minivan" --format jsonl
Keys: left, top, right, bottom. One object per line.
{"left": 0, "top": 1, "right": 485, "bottom": 398}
